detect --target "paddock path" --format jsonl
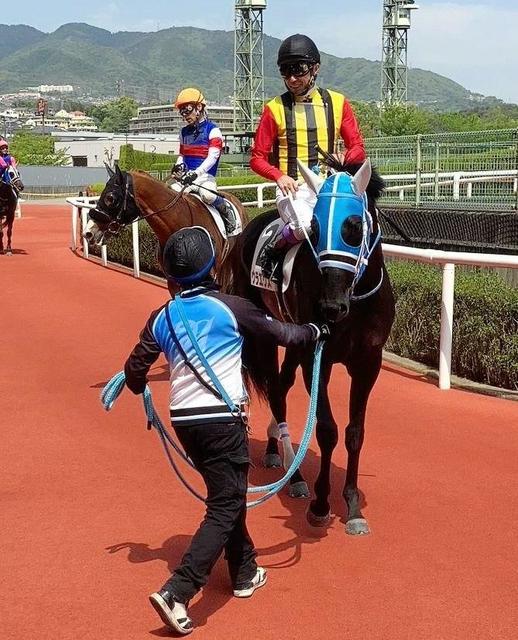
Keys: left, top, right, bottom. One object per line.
{"left": 1, "top": 204, "right": 517, "bottom": 640}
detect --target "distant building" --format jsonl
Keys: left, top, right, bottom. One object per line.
{"left": 52, "top": 131, "right": 179, "bottom": 168}
{"left": 38, "top": 85, "right": 74, "bottom": 93}
{"left": 129, "top": 103, "right": 235, "bottom": 136}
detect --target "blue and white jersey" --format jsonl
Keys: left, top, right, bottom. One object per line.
{"left": 179, "top": 119, "right": 223, "bottom": 177}
{"left": 124, "top": 286, "right": 318, "bottom": 427}
{"left": 153, "top": 293, "right": 247, "bottom": 424}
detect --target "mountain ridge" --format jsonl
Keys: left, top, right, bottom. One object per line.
{"left": 0, "top": 22, "right": 505, "bottom": 111}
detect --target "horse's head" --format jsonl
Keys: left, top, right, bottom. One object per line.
{"left": 4, "top": 166, "right": 24, "bottom": 195}
{"left": 298, "top": 157, "right": 383, "bottom": 323}
{"left": 84, "top": 164, "right": 140, "bottom": 245}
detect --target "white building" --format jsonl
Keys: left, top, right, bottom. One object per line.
{"left": 38, "top": 85, "right": 74, "bottom": 93}
{"left": 52, "top": 131, "right": 180, "bottom": 167}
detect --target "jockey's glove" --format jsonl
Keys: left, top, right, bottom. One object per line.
{"left": 182, "top": 170, "right": 198, "bottom": 186}
{"left": 308, "top": 323, "right": 331, "bottom": 341}
{"left": 172, "top": 164, "right": 184, "bottom": 179}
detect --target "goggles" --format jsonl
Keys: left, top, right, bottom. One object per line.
{"left": 178, "top": 104, "right": 198, "bottom": 117}
{"left": 279, "top": 61, "right": 312, "bottom": 78}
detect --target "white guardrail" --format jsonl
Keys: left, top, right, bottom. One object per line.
{"left": 66, "top": 183, "right": 518, "bottom": 391}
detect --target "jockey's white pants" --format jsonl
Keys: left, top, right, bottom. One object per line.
{"left": 276, "top": 184, "right": 317, "bottom": 241}
{"left": 171, "top": 174, "right": 219, "bottom": 205}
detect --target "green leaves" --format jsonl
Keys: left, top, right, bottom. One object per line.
{"left": 10, "top": 131, "right": 69, "bottom": 166}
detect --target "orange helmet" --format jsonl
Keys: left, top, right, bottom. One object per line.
{"left": 174, "top": 88, "right": 206, "bottom": 109}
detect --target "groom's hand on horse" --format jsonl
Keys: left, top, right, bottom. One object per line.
{"left": 308, "top": 323, "right": 331, "bottom": 341}
{"left": 182, "top": 170, "right": 198, "bottom": 186}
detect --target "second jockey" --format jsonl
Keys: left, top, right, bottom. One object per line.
{"left": 171, "top": 88, "right": 236, "bottom": 235}
{"left": 0, "top": 138, "right": 17, "bottom": 184}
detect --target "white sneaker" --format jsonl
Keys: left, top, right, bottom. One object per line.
{"left": 149, "top": 590, "right": 193, "bottom": 635}
{"left": 233, "top": 567, "right": 267, "bottom": 598}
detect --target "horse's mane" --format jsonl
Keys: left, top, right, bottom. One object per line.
{"left": 317, "top": 147, "right": 385, "bottom": 201}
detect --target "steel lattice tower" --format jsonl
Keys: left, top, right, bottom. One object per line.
{"left": 381, "top": 1, "right": 419, "bottom": 106}
{"left": 233, "top": 0, "right": 266, "bottom": 137}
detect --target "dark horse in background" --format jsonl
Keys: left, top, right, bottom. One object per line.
{"left": 84, "top": 165, "right": 246, "bottom": 291}
{"left": 0, "top": 165, "right": 24, "bottom": 255}
{"left": 229, "top": 155, "right": 395, "bottom": 534}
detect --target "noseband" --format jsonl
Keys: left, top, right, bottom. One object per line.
{"left": 90, "top": 173, "right": 188, "bottom": 236}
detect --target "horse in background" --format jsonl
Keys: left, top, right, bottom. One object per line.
{"left": 84, "top": 165, "right": 246, "bottom": 290}
{"left": 0, "top": 165, "right": 24, "bottom": 256}
{"left": 229, "top": 156, "right": 395, "bottom": 534}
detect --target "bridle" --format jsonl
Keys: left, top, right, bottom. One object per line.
{"left": 91, "top": 172, "right": 188, "bottom": 236}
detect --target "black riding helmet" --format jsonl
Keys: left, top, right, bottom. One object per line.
{"left": 162, "top": 226, "right": 216, "bottom": 287}
{"left": 277, "top": 34, "right": 320, "bottom": 66}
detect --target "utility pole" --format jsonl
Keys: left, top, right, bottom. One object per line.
{"left": 381, "top": 0, "right": 419, "bottom": 107}
{"left": 233, "top": 0, "right": 266, "bottom": 144}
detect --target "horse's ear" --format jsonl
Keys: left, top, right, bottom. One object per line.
{"left": 296, "top": 159, "right": 325, "bottom": 194}
{"left": 115, "top": 164, "right": 125, "bottom": 182}
{"left": 351, "top": 158, "right": 372, "bottom": 196}
{"left": 104, "top": 162, "right": 115, "bottom": 178}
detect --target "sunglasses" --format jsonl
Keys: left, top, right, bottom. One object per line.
{"left": 279, "top": 61, "right": 312, "bottom": 78}
{"left": 179, "top": 104, "right": 197, "bottom": 116}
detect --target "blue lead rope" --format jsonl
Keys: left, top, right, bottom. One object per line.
{"left": 101, "top": 340, "right": 324, "bottom": 508}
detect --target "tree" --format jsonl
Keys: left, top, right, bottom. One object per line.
{"left": 378, "top": 104, "right": 432, "bottom": 136}
{"left": 350, "top": 101, "right": 380, "bottom": 138}
{"left": 10, "top": 132, "right": 69, "bottom": 165}
{"left": 89, "top": 97, "right": 139, "bottom": 133}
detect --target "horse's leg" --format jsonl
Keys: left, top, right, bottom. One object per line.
{"left": 299, "top": 355, "right": 338, "bottom": 525}
{"left": 342, "top": 348, "right": 383, "bottom": 535}
{"left": 0, "top": 221, "right": 4, "bottom": 254}
{"left": 264, "top": 347, "right": 309, "bottom": 498}
{"left": 264, "top": 346, "right": 298, "bottom": 466}
{"left": 6, "top": 215, "right": 13, "bottom": 255}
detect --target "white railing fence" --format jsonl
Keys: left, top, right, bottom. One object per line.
{"left": 66, "top": 188, "right": 518, "bottom": 391}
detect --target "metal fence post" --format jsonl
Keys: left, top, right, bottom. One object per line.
{"left": 415, "top": 134, "right": 422, "bottom": 207}
{"left": 101, "top": 244, "right": 108, "bottom": 267}
{"left": 257, "top": 184, "right": 264, "bottom": 208}
{"left": 132, "top": 220, "right": 140, "bottom": 278}
{"left": 453, "top": 172, "right": 461, "bottom": 200}
{"left": 434, "top": 142, "right": 440, "bottom": 200}
{"left": 439, "top": 263, "right": 455, "bottom": 390}
{"left": 71, "top": 205, "right": 78, "bottom": 251}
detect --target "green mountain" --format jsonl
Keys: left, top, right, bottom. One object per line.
{"left": 0, "top": 22, "right": 504, "bottom": 111}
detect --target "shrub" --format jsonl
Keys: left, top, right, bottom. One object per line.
{"left": 387, "top": 261, "right": 518, "bottom": 390}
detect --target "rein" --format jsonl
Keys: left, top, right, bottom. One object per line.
{"left": 95, "top": 173, "right": 189, "bottom": 235}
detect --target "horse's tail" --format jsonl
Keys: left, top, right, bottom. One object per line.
{"left": 241, "top": 335, "right": 277, "bottom": 403}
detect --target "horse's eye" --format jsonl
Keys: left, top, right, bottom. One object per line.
{"left": 310, "top": 217, "right": 320, "bottom": 246}
{"left": 341, "top": 216, "right": 363, "bottom": 247}
{"left": 104, "top": 193, "right": 116, "bottom": 208}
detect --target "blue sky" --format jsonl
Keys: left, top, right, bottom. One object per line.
{"left": 5, "top": 1, "right": 518, "bottom": 103}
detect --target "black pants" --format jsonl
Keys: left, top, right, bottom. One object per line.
{"left": 162, "top": 420, "right": 257, "bottom": 602}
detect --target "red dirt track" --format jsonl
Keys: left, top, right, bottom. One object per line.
{"left": 1, "top": 204, "right": 517, "bottom": 640}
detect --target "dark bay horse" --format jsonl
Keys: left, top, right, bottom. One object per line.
{"left": 0, "top": 166, "right": 24, "bottom": 256}
{"left": 84, "top": 165, "right": 246, "bottom": 289}
{"left": 229, "top": 156, "right": 395, "bottom": 534}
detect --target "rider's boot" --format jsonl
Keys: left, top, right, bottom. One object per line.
{"left": 259, "top": 230, "right": 288, "bottom": 282}
{"left": 213, "top": 196, "right": 237, "bottom": 234}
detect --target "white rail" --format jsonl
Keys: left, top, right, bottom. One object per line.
{"left": 67, "top": 192, "right": 518, "bottom": 391}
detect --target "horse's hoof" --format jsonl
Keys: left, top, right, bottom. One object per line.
{"left": 288, "top": 480, "right": 310, "bottom": 498}
{"left": 263, "top": 453, "right": 282, "bottom": 468}
{"left": 306, "top": 508, "right": 331, "bottom": 527}
{"left": 6, "top": 250, "right": 12, "bottom": 256}
{"left": 345, "top": 518, "right": 370, "bottom": 535}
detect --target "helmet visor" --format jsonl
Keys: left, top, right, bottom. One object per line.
{"left": 279, "top": 61, "right": 312, "bottom": 78}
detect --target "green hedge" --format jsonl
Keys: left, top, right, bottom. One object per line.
{"left": 90, "top": 224, "right": 517, "bottom": 390}
{"left": 386, "top": 261, "right": 517, "bottom": 390}
{"left": 119, "top": 144, "right": 175, "bottom": 171}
